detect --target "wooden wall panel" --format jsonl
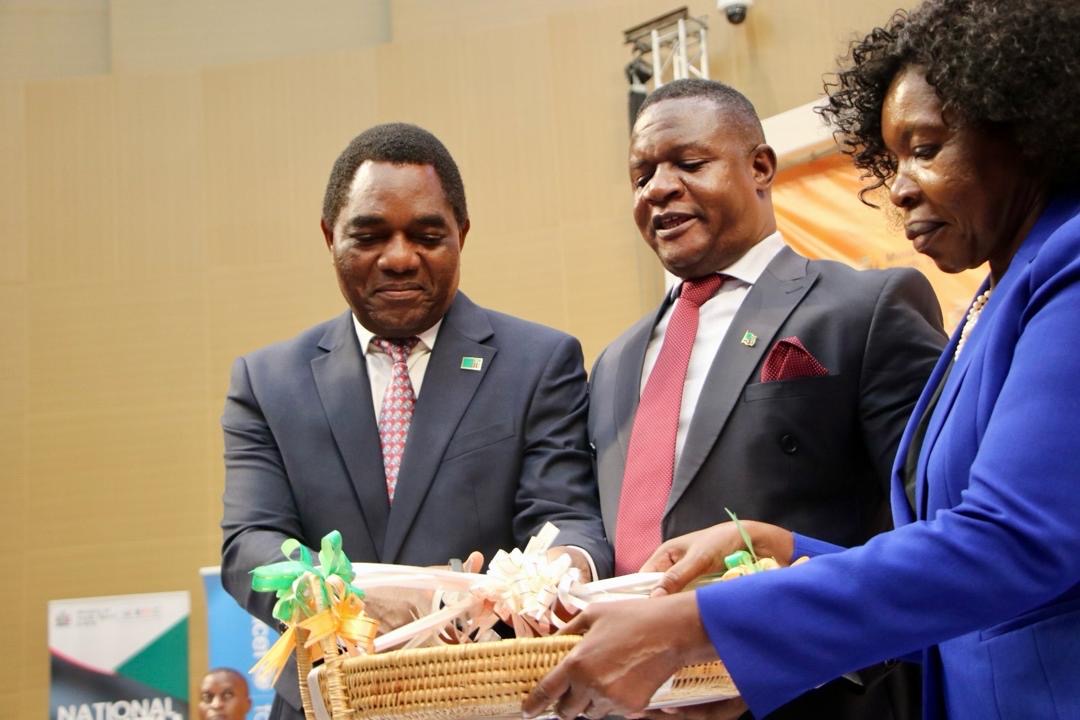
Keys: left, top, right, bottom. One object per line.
{"left": 206, "top": 264, "right": 343, "bottom": 401}
{"left": 110, "top": 0, "right": 390, "bottom": 74}
{"left": 202, "top": 48, "right": 380, "bottom": 271}
{"left": 459, "top": 226, "right": 569, "bottom": 332}
{"left": 454, "top": 25, "right": 561, "bottom": 243}
{"left": 0, "top": 82, "right": 28, "bottom": 284}
{"left": 0, "top": 0, "right": 109, "bottom": 82}
{"left": 113, "top": 74, "right": 207, "bottom": 276}
{"left": 26, "top": 76, "right": 119, "bottom": 284}
{"left": 373, "top": 39, "right": 467, "bottom": 163}
{"left": 0, "top": 285, "right": 27, "bottom": 713}
{"left": 560, "top": 218, "right": 660, "bottom": 364}
{"left": 26, "top": 275, "right": 207, "bottom": 416}
{"left": 708, "top": 0, "right": 916, "bottom": 117}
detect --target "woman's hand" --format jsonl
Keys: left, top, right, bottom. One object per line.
{"left": 641, "top": 521, "right": 794, "bottom": 596}
{"left": 521, "top": 593, "right": 718, "bottom": 720}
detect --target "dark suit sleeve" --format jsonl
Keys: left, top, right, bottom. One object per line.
{"left": 857, "top": 268, "right": 946, "bottom": 488}
{"left": 220, "top": 355, "right": 307, "bottom": 629}
{"left": 513, "top": 334, "right": 614, "bottom": 578}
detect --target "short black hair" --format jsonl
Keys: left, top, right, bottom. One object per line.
{"left": 820, "top": 0, "right": 1080, "bottom": 201}
{"left": 204, "top": 667, "right": 249, "bottom": 692}
{"left": 322, "top": 122, "right": 468, "bottom": 228}
{"left": 634, "top": 78, "right": 765, "bottom": 145}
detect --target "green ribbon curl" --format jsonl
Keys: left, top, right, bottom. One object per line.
{"left": 250, "top": 530, "right": 365, "bottom": 623}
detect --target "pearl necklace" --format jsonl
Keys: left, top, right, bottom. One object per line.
{"left": 954, "top": 287, "right": 993, "bottom": 361}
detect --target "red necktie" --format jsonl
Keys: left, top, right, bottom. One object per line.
{"left": 372, "top": 336, "right": 420, "bottom": 502}
{"left": 614, "top": 275, "right": 724, "bottom": 575}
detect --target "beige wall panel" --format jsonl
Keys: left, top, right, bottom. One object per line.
{"left": 0, "top": 82, "right": 28, "bottom": 284}
{"left": 0, "top": 285, "right": 27, "bottom": 414}
{"left": 373, "top": 39, "right": 467, "bottom": 154}
{"left": 391, "top": 0, "right": 591, "bottom": 40}
{"left": 25, "top": 405, "right": 209, "bottom": 550}
{"left": 0, "top": 0, "right": 110, "bottom": 82}
{"left": 0, "top": 414, "right": 25, "bottom": 708}
{"left": 561, "top": 218, "right": 658, "bottom": 366}
{"left": 202, "top": 48, "right": 379, "bottom": 270}
{"left": 110, "top": 0, "right": 390, "bottom": 74}
{"left": 545, "top": 5, "right": 646, "bottom": 234}
{"left": 456, "top": 26, "right": 561, "bottom": 247}
{"left": 27, "top": 274, "right": 207, "bottom": 416}
{"left": 207, "top": 263, "right": 343, "bottom": 399}
{"left": 704, "top": 0, "right": 914, "bottom": 117}
{"left": 114, "top": 73, "right": 207, "bottom": 276}
{"left": 26, "top": 76, "right": 119, "bottom": 284}
{"left": 459, "top": 226, "right": 568, "bottom": 332}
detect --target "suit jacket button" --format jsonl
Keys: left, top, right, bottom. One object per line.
{"left": 779, "top": 434, "right": 798, "bottom": 454}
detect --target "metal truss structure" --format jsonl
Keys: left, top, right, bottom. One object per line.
{"left": 624, "top": 6, "right": 710, "bottom": 90}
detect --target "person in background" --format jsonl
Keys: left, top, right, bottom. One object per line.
{"left": 586, "top": 76, "right": 944, "bottom": 718}
{"left": 221, "top": 123, "right": 611, "bottom": 720}
{"left": 522, "top": 1, "right": 1080, "bottom": 718}
{"left": 198, "top": 668, "right": 251, "bottom": 720}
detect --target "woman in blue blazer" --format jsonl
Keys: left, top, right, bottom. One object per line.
{"left": 523, "top": 1, "right": 1080, "bottom": 718}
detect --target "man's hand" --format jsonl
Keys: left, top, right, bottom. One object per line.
{"left": 642, "top": 521, "right": 794, "bottom": 597}
{"left": 521, "top": 593, "right": 718, "bottom": 720}
{"left": 549, "top": 545, "right": 594, "bottom": 583}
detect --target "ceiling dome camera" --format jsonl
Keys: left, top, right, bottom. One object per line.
{"left": 718, "top": 0, "right": 753, "bottom": 24}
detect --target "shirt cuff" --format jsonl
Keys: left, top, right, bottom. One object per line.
{"left": 563, "top": 545, "right": 598, "bottom": 583}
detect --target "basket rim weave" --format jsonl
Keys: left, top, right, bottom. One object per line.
{"left": 301, "top": 635, "right": 737, "bottom": 720}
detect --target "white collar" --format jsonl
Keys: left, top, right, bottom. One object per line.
{"left": 352, "top": 315, "right": 443, "bottom": 355}
{"left": 669, "top": 230, "right": 786, "bottom": 297}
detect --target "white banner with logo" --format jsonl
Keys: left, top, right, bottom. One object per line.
{"left": 49, "top": 591, "right": 190, "bottom": 720}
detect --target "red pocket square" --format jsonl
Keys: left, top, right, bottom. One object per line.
{"left": 760, "top": 337, "right": 829, "bottom": 383}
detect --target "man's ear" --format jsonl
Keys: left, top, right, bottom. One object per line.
{"left": 458, "top": 218, "right": 470, "bottom": 251}
{"left": 750, "top": 143, "right": 778, "bottom": 190}
{"left": 320, "top": 218, "right": 334, "bottom": 251}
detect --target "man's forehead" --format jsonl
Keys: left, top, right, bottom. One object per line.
{"left": 337, "top": 160, "right": 453, "bottom": 224}
{"left": 347, "top": 160, "right": 441, "bottom": 195}
{"left": 203, "top": 671, "right": 242, "bottom": 688}
{"left": 629, "top": 98, "right": 755, "bottom": 162}
{"left": 630, "top": 121, "right": 718, "bottom": 163}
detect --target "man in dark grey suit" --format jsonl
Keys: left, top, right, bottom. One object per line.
{"left": 220, "top": 123, "right": 611, "bottom": 720}
{"left": 589, "top": 80, "right": 945, "bottom": 719}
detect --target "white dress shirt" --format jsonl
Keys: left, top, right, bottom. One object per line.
{"left": 640, "top": 231, "right": 786, "bottom": 469}
{"left": 351, "top": 312, "right": 598, "bottom": 578}
{"left": 352, "top": 316, "right": 443, "bottom": 416}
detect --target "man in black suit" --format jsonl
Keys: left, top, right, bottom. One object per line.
{"left": 588, "top": 79, "right": 945, "bottom": 718}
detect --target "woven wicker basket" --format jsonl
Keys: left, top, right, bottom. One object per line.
{"left": 299, "top": 635, "right": 737, "bottom": 720}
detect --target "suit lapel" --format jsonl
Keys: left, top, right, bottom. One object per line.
{"left": 310, "top": 311, "right": 389, "bottom": 558}
{"left": 613, "top": 300, "right": 673, "bottom": 467}
{"left": 602, "top": 303, "right": 670, "bottom": 535}
{"left": 381, "top": 293, "right": 496, "bottom": 563}
{"left": 666, "top": 247, "right": 817, "bottom": 515}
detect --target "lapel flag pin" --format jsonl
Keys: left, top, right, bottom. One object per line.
{"left": 460, "top": 357, "right": 484, "bottom": 371}
{"left": 740, "top": 331, "right": 757, "bottom": 347}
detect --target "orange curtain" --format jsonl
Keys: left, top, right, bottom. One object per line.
{"left": 773, "top": 153, "right": 983, "bottom": 331}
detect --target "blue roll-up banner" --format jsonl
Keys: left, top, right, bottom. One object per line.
{"left": 200, "top": 567, "right": 277, "bottom": 720}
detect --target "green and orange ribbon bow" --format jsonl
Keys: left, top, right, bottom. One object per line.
{"left": 250, "top": 530, "right": 377, "bottom": 686}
